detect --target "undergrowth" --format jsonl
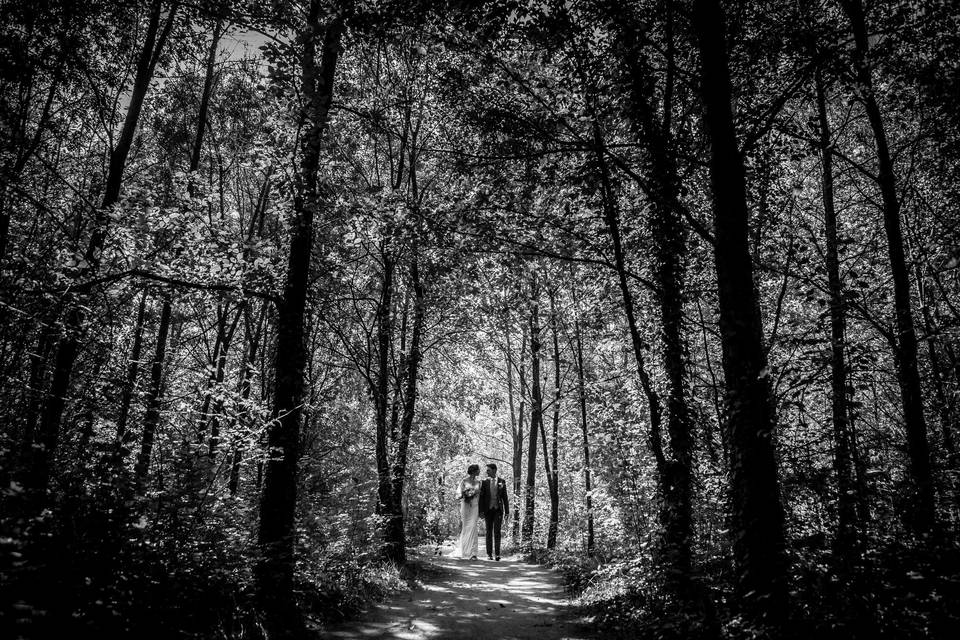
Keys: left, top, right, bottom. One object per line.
{"left": 527, "top": 537, "right": 960, "bottom": 640}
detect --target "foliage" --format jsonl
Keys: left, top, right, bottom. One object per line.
{"left": 2, "top": 0, "right": 960, "bottom": 637}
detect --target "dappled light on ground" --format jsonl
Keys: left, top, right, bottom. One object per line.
{"left": 321, "top": 548, "right": 593, "bottom": 640}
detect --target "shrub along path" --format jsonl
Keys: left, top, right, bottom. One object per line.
{"left": 320, "top": 547, "right": 595, "bottom": 640}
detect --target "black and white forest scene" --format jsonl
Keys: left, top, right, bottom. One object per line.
{"left": 2, "top": 0, "right": 960, "bottom": 638}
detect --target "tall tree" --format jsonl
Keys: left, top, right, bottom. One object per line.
{"left": 572, "top": 302, "right": 595, "bottom": 556}
{"left": 838, "top": 0, "right": 935, "bottom": 534}
{"left": 607, "top": 5, "right": 699, "bottom": 595}
{"left": 692, "top": 0, "right": 788, "bottom": 626}
{"left": 815, "top": 69, "right": 861, "bottom": 549}
{"left": 521, "top": 273, "right": 542, "bottom": 546}
{"left": 543, "top": 287, "right": 561, "bottom": 549}
{"left": 256, "top": 4, "right": 345, "bottom": 635}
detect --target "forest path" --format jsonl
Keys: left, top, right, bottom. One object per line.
{"left": 320, "top": 546, "right": 595, "bottom": 640}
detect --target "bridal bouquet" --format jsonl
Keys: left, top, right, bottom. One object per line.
{"left": 461, "top": 487, "right": 477, "bottom": 502}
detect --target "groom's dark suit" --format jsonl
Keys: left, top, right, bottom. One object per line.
{"left": 478, "top": 476, "right": 509, "bottom": 559}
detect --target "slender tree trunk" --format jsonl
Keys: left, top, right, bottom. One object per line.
{"left": 28, "top": 0, "right": 177, "bottom": 498}
{"left": 190, "top": 21, "right": 221, "bottom": 174}
{"left": 374, "top": 250, "right": 396, "bottom": 555}
{"left": 195, "top": 305, "right": 240, "bottom": 446}
{"left": 573, "top": 313, "right": 595, "bottom": 555}
{"left": 20, "top": 328, "right": 53, "bottom": 469}
{"left": 230, "top": 305, "right": 266, "bottom": 495}
{"left": 0, "top": 68, "right": 60, "bottom": 264}
{"left": 915, "top": 270, "right": 956, "bottom": 460}
{"left": 521, "top": 275, "right": 541, "bottom": 546}
{"left": 207, "top": 308, "right": 240, "bottom": 457}
{"left": 134, "top": 296, "right": 172, "bottom": 488}
{"left": 693, "top": 0, "right": 788, "bottom": 625}
{"left": 388, "top": 258, "right": 425, "bottom": 566}
{"left": 915, "top": 267, "right": 959, "bottom": 512}
{"left": 815, "top": 71, "right": 860, "bottom": 550}
{"left": 116, "top": 291, "right": 149, "bottom": 449}
{"left": 589, "top": 119, "right": 666, "bottom": 483}
{"left": 513, "top": 333, "right": 527, "bottom": 543}
{"left": 696, "top": 299, "right": 724, "bottom": 464}
{"left": 256, "top": 8, "right": 344, "bottom": 636}
{"left": 840, "top": 0, "right": 935, "bottom": 534}
{"left": 544, "top": 289, "right": 561, "bottom": 550}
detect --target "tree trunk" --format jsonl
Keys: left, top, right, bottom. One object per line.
{"left": 815, "top": 70, "right": 860, "bottom": 551}
{"left": 195, "top": 305, "right": 241, "bottom": 447}
{"left": 207, "top": 307, "right": 241, "bottom": 458}
{"left": 374, "top": 249, "right": 397, "bottom": 557}
{"left": 613, "top": 27, "right": 698, "bottom": 592}
{"left": 256, "top": 7, "right": 344, "bottom": 636}
{"left": 387, "top": 258, "right": 425, "bottom": 566}
{"left": 589, "top": 118, "right": 667, "bottom": 485}
{"left": 916, "top": 270, "right": 956, "bottom": 460}
{"left": 513, "top": 332, "right": 527, "bottom": 543}
{"left": 190, "top": 21, "right": 221, "bottom": 175}
{"left": 20, "top": 327, "right": 53, "bottom": 470}
{"left": 230, "top": 305, "right": 266, "bottom": 495}
{"left": 692, "top": 0, "right": 788, "bottom": 625}
{"left": 840, "top": 0, "right": 935, "bottom": 534}
{"left": 521, "top": 275, "right": 542, "bottom": 547}
{"left": 189, "top": 23, "right": 226, "bottom": 458}
{"left": 573, "top": 312, "right": 595, "bottom": 556}
{"left": 134, "top": 296, "right": 172, "bottom": 489}
{"left": 544, "top": 289, "right": 561, "bottom": 550}
{"left": 116, "top": 291, "right": 149, "bottom": 449}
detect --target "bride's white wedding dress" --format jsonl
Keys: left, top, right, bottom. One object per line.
{"left": 452, "top": 477, "right": 480, "bottom": 558}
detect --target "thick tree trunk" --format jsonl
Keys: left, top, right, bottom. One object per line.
{"left": 613, "top": 30, "right": 698, "bottom": 593}
{"left": 840, "top": 0, "right": 935, "bottom": 534}
{"left": 591, "top": 114, "right": 702, "bottom": 586}
{"left": 815, "top": 71, "right": 860, "bottom": 550}
{"left": 693, "top": 0, "right": 788, "bottom": 625}
{"left": 521, "top": 276, "right": 542, "bottom": 547}
{"left": 256, "top": 8, "right": 344, "bottom": 637}
{"left": 134, "top": 297, "right": 172, "bottom": 488}
{"left": 28, "top": 0, "right": 177, "bottom": 498}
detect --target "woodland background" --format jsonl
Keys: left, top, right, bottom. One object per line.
{"left": 2, "top": 0, "right": 960, "bottom": 638}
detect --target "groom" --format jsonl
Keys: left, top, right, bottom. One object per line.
{"left": 478, "top": 463, "right": 509, "bottom": 560}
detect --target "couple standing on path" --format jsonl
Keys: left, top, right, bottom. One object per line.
{"left": 453, "top": 463, "right": 509, "bottom": 560}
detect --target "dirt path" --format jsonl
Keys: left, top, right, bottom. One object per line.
{"left": 321, "top": 547, "right": 595, "bottom": 640}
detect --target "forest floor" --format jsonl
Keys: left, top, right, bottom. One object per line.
{"left": 319, "top": 544, "right": 596, "bottom": 640}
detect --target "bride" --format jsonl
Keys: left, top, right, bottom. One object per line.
{"left": 452, "top": 464, "right": 481, "bottom": 559}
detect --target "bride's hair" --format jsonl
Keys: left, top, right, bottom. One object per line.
{"left": 467, "top": 464, "right": 480, "bottom": 475}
